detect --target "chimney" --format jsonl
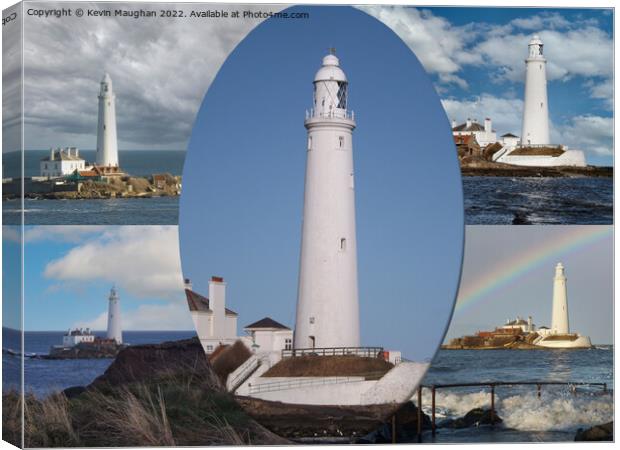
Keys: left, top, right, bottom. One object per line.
{"left": 466, "top": 118, "right": 472, "bottom": 129}
{"left": 528, "top": 316, "right": 533, "bottom": 332}
{"left": 208, "top": 276, "right": 226, "bottom": 338}
{"left": 75, "top": 148, "right": 79, "bottom": 158}
{"left": 184, "top": 278, "right": 192, "bottom": 291}
{"left": 485, "top": 118, "right": 492, "bottom": 133}
{"left": 50, "top": 148, "right": 55, "bottom": 161}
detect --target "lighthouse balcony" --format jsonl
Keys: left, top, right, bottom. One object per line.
{"left": 305, "top": 107, "right": 354, "bottom": 120}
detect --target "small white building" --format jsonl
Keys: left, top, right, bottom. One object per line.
{"left": 62, "top": 328, "right": 95, "bottom": 347}
{"left": 501, "top": 133, "right": 520, "bottom": 150}
{"left": 452, "top": 118, "right": 498, "bottom": 148}
{"left": 243, "top": 317, "right": 293, "bottom": 354}
{"left": 186, "top": 277, "right": 238, "bottom": 353}
{"left": 40, "top": 147, "right": 86, "bottom": 178}
{"left": 502, "top": 316, "right": 535, "bottom": 333}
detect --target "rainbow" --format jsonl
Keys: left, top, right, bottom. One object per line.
{"left": 456, "top": 226, "right": 612, "bottom": 313}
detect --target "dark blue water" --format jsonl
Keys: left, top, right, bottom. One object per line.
{"left": 463, "top": 177, "right": 613, "bottom": 224}
{"left": 4, "top": 196, "right": 179, "bottom": 225}
{"left": 3, "top": 150, "right": 186, "bottom": 178}
{"left": 3, "top": 150, "right": 185, "bottom": 225}
{"left": 3, "top": 328, "right": 196, "bottom": 397}
{"left": 419, "top": 348, "right": 613, "bottom": 442}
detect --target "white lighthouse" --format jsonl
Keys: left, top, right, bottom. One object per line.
{"left": 550, "top": 262, "right": 569, "bottom": 334}
{"left": 521, "top": 35, "right": 550, "bottom": 146}
{"left": 95, "top": 73, "right": 120, "bottom": 168}
{"left": 294, "top": 52, "right": 360, "bottom": 349}
{"left": 106, "top": 286, "right": 123, "bottom": 344}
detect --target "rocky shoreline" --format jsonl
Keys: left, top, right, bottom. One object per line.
{"left": 3, "top": 338, "right": 612, "bottom": 445}
{"left": 460, "top": 161, "right": 612, "bottom": 178}
{"left": 3, "top": 174, "right": 181, "bottom": 200}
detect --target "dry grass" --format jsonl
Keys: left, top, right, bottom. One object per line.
{"left": 3, "top": 373, "right": 285, "bottom": 447}
{"left": 509, "top": 146, "right": 565, "bottom": 156}
{"left": 263, "top": 355, "right": 393, "bottom": 380}
{"left": 210, "top": 340, "right": 252, "bottom": 384}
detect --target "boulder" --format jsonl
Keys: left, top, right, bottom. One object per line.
{"left": 575, "top": 422, "right": 613, "bottom": 441}
{"left": 441, "top": 407, "right": 502, "bottom": 428}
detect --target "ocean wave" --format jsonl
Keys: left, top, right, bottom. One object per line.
{"left": 417, "top": 388, "right": 612, "bottom": 432}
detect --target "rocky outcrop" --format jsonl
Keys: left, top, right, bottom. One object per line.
{"left": 460, "top": 160, "right": 612, "bottom": 178}
{"left": 236, "top": 396, "right": 430, "bottom": 441}
{"left": 440, "top": 408, "right": 502, "bottom": 428}
{"left": 6, "top": 338, "right": 289, "bottom": 447}
{"left": 90, "top": 337, "right": 220, "bottom": 389}
{"left": 575, "top": 422, "right": 613, "bottom": 441}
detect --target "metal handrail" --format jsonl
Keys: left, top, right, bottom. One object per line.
{"left": 413, "top": 380, "right": 610, "bottom": 442}
{"left": 248, "top": 375, "right": 366, "bottom": 394}
{"left": 227, "top": 355, "right": 260, "bottom": 391}
{"left": 282, "top": 346, "right": 384, "bottom": 358}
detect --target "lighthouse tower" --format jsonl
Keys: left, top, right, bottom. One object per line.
{"left": 106, "top": 286, "right": 123, "bottom": 344}
{"left": 551, "top": 263, "right": 569, "bottom": 335}
{"left": 521, "top": 35, "right": 550, "bottom": 146}
{"left": 294, "top": 52, "right": 360, "bottom": 349}
{"left": 95, "top": 73, "right": 119, "bottom": 168}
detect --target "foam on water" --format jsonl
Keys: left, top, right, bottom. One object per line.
{"left": 500, "top": 392, "right": 613, "bottom": 432}
{"left": 418, "top": 388, "right": 612, "bottom": 432}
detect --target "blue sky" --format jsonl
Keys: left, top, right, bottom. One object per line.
{"left": 179, "top": 6, "right": 464, "bottom": 362}
{"left": 10, "top": 5, "right": 612, "bottom": 166}
{"left": 362, "top": 6, "right": 613, "bottom": 165}
{"left": 8, "top": 226, "right": 193, "bottom": 332}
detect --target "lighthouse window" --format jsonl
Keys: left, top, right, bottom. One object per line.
{"left": 308, "top": 136, "right": 312, "bottom": 151}
{"left": 339, "top": 136, "right": 344, "bottom": 148}
{"left": 340, "top": 238, "right": 346, "bottom": 251}
{"left": 336, "top": 81, "right": 347, "bottom": 109}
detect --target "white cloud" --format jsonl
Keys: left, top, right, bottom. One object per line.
{"left": 359, "top": 6, "right": 482, "bottom": 86}
{"left": 43, "top": 226, "right": 184, "bottom": 299}
{"left": 442, "top": 94, "right": 524, "bottom": 136}
{"left": 475, "top": 28, "right": 613, "bottom": 85}
{"left": 74, "top": 303, "right": 194, "bottom": 331}
{"left": 555, "top": 115, "right": 613, "bottom": 156}
{"left": 22, "top": 3, "right": 283, "bottom": 150}
{"left": 24, "top": 226, "right": 108, "bottom": 243}
{"left": 361, "top": 7, "right": 612, "bottom": 109}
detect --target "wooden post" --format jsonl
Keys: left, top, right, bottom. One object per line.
{"left": 417, "top": 385, "right": 423, "bottom": 443}
{"left": 391, "top": 414, "right": 396, "bottom": 444}
{"left": 604, "top": 383, "right": 607, "bottom": 393}
{"left": 490, "top": 385, "right": 495, "bottom": 426}
{"left": 537, "top": 384, "right": 541, "bottom": 398}
{"left": 431, "top": 386, "right": 436, "bottom": 437}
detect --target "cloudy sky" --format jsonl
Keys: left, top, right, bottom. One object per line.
{"left": 14, "top": 226, "right": 194, "bottom": 331}
{"left": 4, "top": 5, "right": 613, "bottom": 165}
{"left": 447, "top": 226, "right": 613, "bottom": 344}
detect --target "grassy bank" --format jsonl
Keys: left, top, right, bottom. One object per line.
{"left": 2, "top": 339, "right": 287, "bottom": 447}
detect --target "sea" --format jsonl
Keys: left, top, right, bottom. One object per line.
{"left": 2, "top": 328, "right": 196, "bottom": 398}
{"left": 463, "top": 176, "right": 613, "bottom": 225}
{"left": 418, "top": 348, "right": 614, "bottom": 442}
{"left": 3, "top": 328, "right": 612, "bottom": 443}
{"left": 2, "top": 150, "right": 185, "bottom": 225}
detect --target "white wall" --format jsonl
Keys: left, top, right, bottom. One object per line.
{"left": 497, "top": 150, "right": 586, "bottom": 167}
